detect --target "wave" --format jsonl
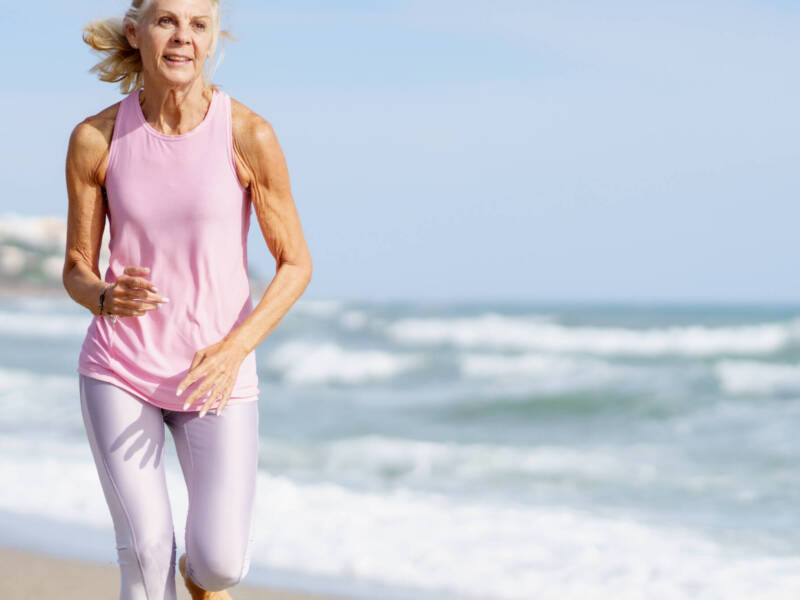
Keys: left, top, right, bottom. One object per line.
{"left": 458, "top": 352, "right": 642, "bottom": 392}
{"left": 0, "top": 368, "right": 84, "bottom": 435}
{"left": 0, "top": 309, "right": 90, "bottom": 338}
{"left": 258, "top": 434, "right": 654, "bottom": 487}
{"left": 262, "top": 340, "right": 422, "bottom": 384}
{"left": 2, "top": 433, "right": 799, "bottom": 599}
{"left": 289, "top": 299, "right": 343, "bottom": 318}
{"left": 386, "top": 313, "right": 800, "bottom": 356}
{"left": 340, "top": 309, "right": 369, "bottom": 329}
{"left": 715, "top": 360, "right": 800, "bottom": 395}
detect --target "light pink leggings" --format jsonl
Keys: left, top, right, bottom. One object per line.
{"left": 78, "top": 374, "right": 259, "bottom": 599}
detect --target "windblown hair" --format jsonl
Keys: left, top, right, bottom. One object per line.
{"left": 82, "top": 0, "right": 234, "bottom": 94}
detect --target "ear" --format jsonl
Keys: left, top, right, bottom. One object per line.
{"left": 124, "top": 22, "right": 139, "bottom": 49}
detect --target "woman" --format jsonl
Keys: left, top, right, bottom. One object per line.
{"left": 62, "top": 0, "right": 312, "bottom": 597}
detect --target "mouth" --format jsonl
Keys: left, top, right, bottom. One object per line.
{"left": 163, "top": 55, "right": 193, "bottom": 65}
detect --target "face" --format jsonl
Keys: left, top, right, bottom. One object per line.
{"left": 126, "top": 0, "right": 214, "bottom": 88}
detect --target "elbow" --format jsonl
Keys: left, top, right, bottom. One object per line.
{"left": 301, "top": 252, "right": 313, "bottom": 285}
{"left": 304, "top": 253, "right": 313, "bottom": 281}
{"left": 62, "top": 260, "right": 75, "bottom": 294}
{"left": 295, "top": 258, "right": 312, "bottom": 291}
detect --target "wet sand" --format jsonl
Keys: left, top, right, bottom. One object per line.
{"left": 0, "top": 545, "right": 350, "bottom": 599}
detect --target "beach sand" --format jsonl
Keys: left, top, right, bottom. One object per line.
{"left": 0, "top": 545, "right": 351, "bottom": 599}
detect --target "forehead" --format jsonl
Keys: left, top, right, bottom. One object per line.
{"left": 147, "top": 0, "right": 213, "bottom": 17}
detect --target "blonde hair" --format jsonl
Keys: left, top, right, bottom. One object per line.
{"left": 82, "top": 0, "right": 234, "bottom": 94}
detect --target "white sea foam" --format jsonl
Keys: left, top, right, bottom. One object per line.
{"left": 459, "top": 352, "right": 642, "bottom": 392}
{"left": 386, "top": 313, "right": 799, "bottom": 356}
{"left": 290, "top": 299, "right": 343, "bottom": 318}
{"left": 263, "top": 340, "right": 422, "bottom": 384}
{"left": 3, "top": 434, "right": 800, "bottom": 599}
{"left": 258, "top": 434, "right": 660, "bottom": 486}
{"left": 0, "top": 309, "right": 90, "bottom": 338}
{"left": 340, "top": 309, "right": 369, "bottom": 329}
{"left": 0, "top": 368, "right": 82, "bottom": 428}
{"left": 252, "top": 477, "right": 800, "bottom": 600}
{"left": 715, "top": 360, "right": 800, "bottom": 395}
{"left": 0, "top": 367, "right": 75, "bottom": 396}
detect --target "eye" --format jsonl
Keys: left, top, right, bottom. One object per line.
{"left": 158, "top": 16, "right": 172, "bottom": 25}
{"left": 194, "top": 22, "right": 206, "bottom": 30}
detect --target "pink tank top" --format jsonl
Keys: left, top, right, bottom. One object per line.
{"left": 77, "top": 87, "right": 259, "bottom": 411}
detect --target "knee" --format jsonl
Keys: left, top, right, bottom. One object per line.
{"left": 187, "top": 551, "right": 245, "bottom": 591}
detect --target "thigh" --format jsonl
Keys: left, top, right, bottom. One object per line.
{"left": 79, "top": 374, "right": 176, "bottom": 599}
{"left": 167, "top": 401, "right": 259, "bottom": 577}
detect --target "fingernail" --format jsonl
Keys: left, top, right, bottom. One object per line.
{"left": 152, "top": 286, "right": 159, "bottom": 292}
{"left": 162, "top": 297, "right": 170, "bottom": 302}
{"left": 199, "top": 411, "right": 206, "bottom": 418}
{"left": 176, "top": 387, "right": 183, "bottom": 396}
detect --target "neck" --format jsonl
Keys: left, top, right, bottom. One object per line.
{"left": 138, "top": 78, "right": 214, "bottom": 135}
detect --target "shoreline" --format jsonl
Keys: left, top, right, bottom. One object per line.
{"left": 0, "top": 544, "right": 351, "bottom": 599}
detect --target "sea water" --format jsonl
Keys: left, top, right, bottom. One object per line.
{"left": 1, "top": 294, "right": 800, "bottom": 599}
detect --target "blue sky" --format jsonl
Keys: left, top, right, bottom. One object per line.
{"left": 1, "top": 1, "right": 798, "bottom": 302}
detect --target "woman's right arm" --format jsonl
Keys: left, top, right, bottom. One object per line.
{"left": 63, "top": 113, "right": 115, "bottom": 316}
{"left": 63, "top": 109, "right": 167, "bottom": 318}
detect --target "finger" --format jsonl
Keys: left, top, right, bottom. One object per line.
{"left": 122, "top": 275, "right": 155, "bottom": 290}
{"left": 196, "top": 381, "right": 221, "bottom": 418}
{"left": 132, "top": 289, "right": 169, "bottom": 304}
{"left": 120, "top": 298, "right": 160, "bottom": 311}
{"left": 215, "top": 391, "right": 232, "bottom": 416}
{"left": 215, "top": 374, "right": 237, "bottom": 415}
{"left": 188, "top": 351, "right": 207, "bottom": 374}
{"left": 177, "top": 353, "right": 207, "bottom": 400}
{"left": 182, "top": 369, "right": 215, "bottom": 409}
{"left": 199, "top": 373, "right": 233, "bottom": 418}
{"left": 120, "top": 268, "right": 151, "bottom": 289}
{"left": 204, "top": 387, "right": 229, "bottom": 419}
{"left": 128, "top": 298, "right": 164, "bottom": 311}
{"left": 199, "top": 395, "right": 215, "bottom": 418}
{"left": 207, "top": 383, "right": 229, "bottom": 418}
{"left": 112, "top": 300, "right": 157, "bottom": 317}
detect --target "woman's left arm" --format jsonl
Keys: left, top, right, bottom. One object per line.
{"left": 177, "top": 100, "right": 312, "bottom": 416}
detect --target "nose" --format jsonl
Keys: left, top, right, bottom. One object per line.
{"left": 172, "top": 21, "right": 192, "bottom": 45}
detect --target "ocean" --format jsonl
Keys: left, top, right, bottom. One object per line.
{"left": 2, "top": 294, "right": 800, "bottom": 599}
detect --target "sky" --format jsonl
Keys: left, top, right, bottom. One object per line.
{"left": 1, "top": 0, "right": 798, "bottom": 302}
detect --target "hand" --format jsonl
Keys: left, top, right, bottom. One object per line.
{"left": 104, "top": 266, "right": 169, "bottom": 317}
{"left": 175, "top": 338, "right": 249, "bottom": 417}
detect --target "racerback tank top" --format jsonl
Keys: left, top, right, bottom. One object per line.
{"left": 77, "top": 87, "right": 259, "bottom": 411}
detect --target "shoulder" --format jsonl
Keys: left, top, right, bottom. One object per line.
{"left": 229, "top": 96, "right": 287, "bottom": 190}
{"left": 67, "top": 101, "right": 122, "bottom": 182}
{"left": 229, "top": 96, "right": 280, "bottom": 158}
{"left": 69, "top": 101, "right": 120, "bottom": 152}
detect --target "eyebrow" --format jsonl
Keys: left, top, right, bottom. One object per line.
{"left": 155, "top": 10, "right": 211, "bottom": 20}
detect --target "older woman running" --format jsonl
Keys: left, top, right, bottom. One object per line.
{"left": 62, "top": 0, "right": 312, "bottom": 598}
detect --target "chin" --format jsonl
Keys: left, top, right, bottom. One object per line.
{"left": 159, "top": 72, "right": 201, "bottom": 87}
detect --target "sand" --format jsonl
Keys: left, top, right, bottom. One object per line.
{"left": 0, "top": 545, "right": 351, "bottom": 599}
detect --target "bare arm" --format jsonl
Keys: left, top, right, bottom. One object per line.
{"left": 224, "top": 99, "right": 313, "bottom": 354}
{"left": 62, "top": 106, "right": 164, "bottom": 318}
{"left": 62, "top": 113, "right": 115, "bottom": 315}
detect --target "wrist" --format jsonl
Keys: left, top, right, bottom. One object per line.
{"left": 98, "top": 282, "right": 115, "bottom": 319}
{"left": 223, "top": 332, "right": 252, "bottom": 357}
